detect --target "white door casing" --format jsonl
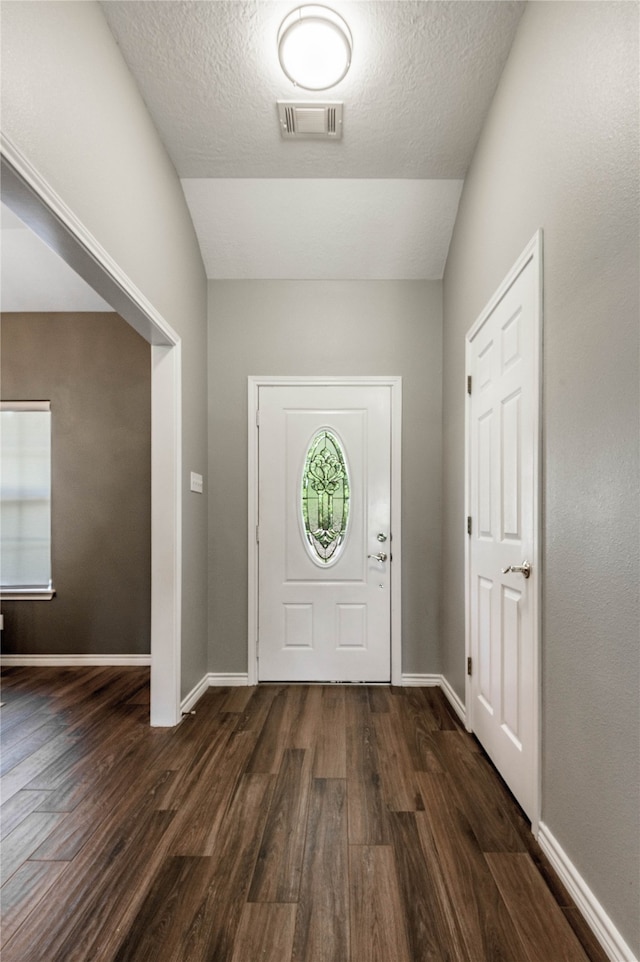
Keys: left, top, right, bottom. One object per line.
{"left": 1, "top": 135, "right": 183, "bottom": 726}
{"left": 465, "top": 232, "right": 542, "bottom": 827}
{"left": 248, "top": 377, "right": 402, "bottom": 685}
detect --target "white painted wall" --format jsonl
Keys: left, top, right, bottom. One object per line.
{"left": 442, "top": 2, "right": 639, "bottom": 953}
{"left": 0, "top": 0, "right": 209, "bottom": 698}
{"left": 208, "top": 280, "right": 442, "bottom": 677}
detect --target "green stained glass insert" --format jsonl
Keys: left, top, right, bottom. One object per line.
{"left": 302, "top": 430, "right": 350, "bottom": 564}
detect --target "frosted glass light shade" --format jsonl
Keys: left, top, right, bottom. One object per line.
{"left": 278, "top": 5, "right": 352, "bottom": 91}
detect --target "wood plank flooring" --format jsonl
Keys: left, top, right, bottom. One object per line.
{"left": 0, "top": 667, "right": 609, "bottom": 962}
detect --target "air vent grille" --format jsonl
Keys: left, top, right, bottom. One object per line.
{"left": 277, "top": 102, "right": 343, "bottom": 140}
{"left": 284, "top": 106, "right": 296, "bottom": 135}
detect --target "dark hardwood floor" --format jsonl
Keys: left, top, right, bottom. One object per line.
{"left": 0, "top": 667, "right": 609, "bottom": 962}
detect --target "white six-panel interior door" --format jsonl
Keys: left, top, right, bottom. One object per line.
{"left": 466, "top": 233, "right": 542, "bottom": 824}
{"left": 251, "top": 379, "right": 400, "bottom": 683}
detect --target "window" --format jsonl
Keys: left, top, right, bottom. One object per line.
{"left": 0, "top": 401, "right": 54, "bottom": 599}
{"left": 301, "top": 428, "right": 350, "bottom": 565}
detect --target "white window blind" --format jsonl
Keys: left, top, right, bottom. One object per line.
{"left": 0, "top": 401, "right": 52, "bottom": 591}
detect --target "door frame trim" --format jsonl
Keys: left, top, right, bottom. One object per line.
{"left": 248, "top": 375, "right": 402, "bottom": 686}
{"left": 464, "top": 230, "right": 543, "bottom": 833}
{"left": 1, "top": 132, "right": 183, "bottom": 727}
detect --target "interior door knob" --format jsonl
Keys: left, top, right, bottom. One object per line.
{"left": 502, "top": 561, "right": 531, "bottom": 579}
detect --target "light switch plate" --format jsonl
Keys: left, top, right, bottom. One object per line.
{"left": 190, "top": 472, "right": 203, "bottom": 494}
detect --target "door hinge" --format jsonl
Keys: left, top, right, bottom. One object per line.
{"left": 467, "top": 375, "right": 472, "bottom": 395}
{"left": 256, "top": 409, "right": 260, "bottom": 427}
{"left": 467, "top": 516, "right": 472, "bottom": 536}
{"left": 467, "top": 656, "right": 472, "bottom": 676}
{"left": 256, "top": 525, "right": 260, "bottom": 544}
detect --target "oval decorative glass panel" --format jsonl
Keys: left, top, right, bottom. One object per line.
{"left": 301, "top": 429, "right": 350, "bottom": 564}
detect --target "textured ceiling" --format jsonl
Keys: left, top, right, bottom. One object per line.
{"left": 3, "top": 2, "right": 527, "bottom": 294}
{"left": 183, "top": 178, "right": 463, "bottom": 279}
{"left": 101, "top": 1, "right": 525, "bottom": 280}
{"left": 101, "top": 1, "right": 525, "bottom": 180}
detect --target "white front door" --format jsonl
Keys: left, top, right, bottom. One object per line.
{"left": 466, "top": 235, "right": 541, "bottom": 822}
{"left": 257, "top": 383, "right": 392, "bottom": 682}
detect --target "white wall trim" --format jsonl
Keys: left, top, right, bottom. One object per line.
{"left": 150, "top": 342, "right": 182, "bottom": 727}
{"left": 464, "top": 230, "right": 543, "bottom": 832}
{"left": 248, "top": 375, "right": 402, "bottom": 687}
{"left": 389, "top": 378, "right": 403, "bottom": 686}
{"left": 0, "top": 400, "right": 51, "bottom": 412}
{"left": 0, "top": 132, "right": 183, "bottom": 728}
{"left": 0, "top": 654, "right": 151, "bottom": 667}
{"left": 181, "top": 672, "right": 251, "bottom": 714}
{"left": 180, "top": 672, "right": 212, "bottom": 714}
{"left": 538, "top": 823, "right": 639, "bottom": 962}
{"left": 439, "top": 674, "right": 467, "bottom": 725}
{"left": 401, "top": 673, "right": 467, "bottom": 725}
{"left": 208, "top": 673, "right": 250, "bottom": 687}
{"left": 247, "top": 378, "right": 260, "bottom": 688}
{"left": 0, "top": 133, "right": 179, "bottom": 346}
{"left": 400, "top": 673, "right": 441, "bottom": 686}
{"left": 0, "top": 591, "right": 56, "bottom": 601}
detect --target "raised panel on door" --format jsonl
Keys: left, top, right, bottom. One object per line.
{"left": 501, "top": 390, "right": 522, "bottom": 542}
{"left": 477, "top": 410, "right": 494, "bottom": 540}
{"left": 501, "top": 585, "right": 523, "bottom": 749}
{"left": 477, "top": 575, "right": 494, "bottom": 714}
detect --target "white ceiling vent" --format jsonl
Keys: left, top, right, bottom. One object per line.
{"left": 277, "top": 102, "right": 343, "bottom": 140}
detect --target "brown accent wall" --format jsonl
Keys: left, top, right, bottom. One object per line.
{"left": 1, "top": 312, "right": 151, "bottom": 655}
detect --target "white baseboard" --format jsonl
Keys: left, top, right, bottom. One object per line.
{"left": 400, "top": 672, "right": 467, "bottom": 726}
{"left": 0, "top": 653, "right": 151, "bottom": 667}
{"left": 538, "top": 822, "right": 638, "bottom": 962}
{"left": 181, "top": 672, "right": 250, "bottom": 715}
{"left": 180, "top": 673, "right": 212, "bottom": 714}
{"left": 439, "top": 675, "right": 467, "bottom": 725}
{"left": 401, "top": 672, "right": 441, "bottom": 687}
{"left": 208, "top": 673, "right": 250, "bottom": 687}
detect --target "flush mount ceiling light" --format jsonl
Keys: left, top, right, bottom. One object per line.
{"left": 277, "top": 5, "right": 352, "bottom": 91}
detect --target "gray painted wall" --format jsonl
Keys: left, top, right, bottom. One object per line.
{"left": 208, "top": 280, "right": 442, "bottom": 677}
{"left": 441, "top": 2, "right": 639, "bottom": 953}
{"left": 0, "top": 1, "right": 208, "bottom": 697}
{"left": 1, "top": 313, "right": 150, "bottom": 656}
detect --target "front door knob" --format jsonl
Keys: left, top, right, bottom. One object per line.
{"left": 368, "top": 552, "right": 388, "bottom": 563}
